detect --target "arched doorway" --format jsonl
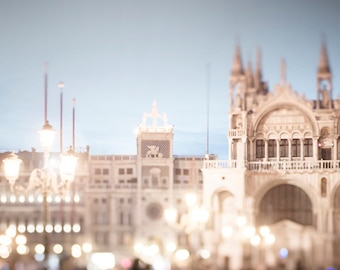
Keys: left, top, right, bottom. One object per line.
{"left": 255, "top": 184, "right": 315, "bottom": 269}
{"left": 333, "top": 185, "right": 340, "bottom": 267}
{"left": 210, "top": 190, "right": 246, "bottom": 270}
{"left": 257, "top": 184, "right": 314, "bottom": 226}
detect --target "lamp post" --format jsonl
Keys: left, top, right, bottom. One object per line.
{"left": 2, "top": 73, "right": 78, "bottom": 269}
{"left": 2, "top": 134, "right": 78, "bottom": 269}
{"left": 249, "top": 226, "right": 276, "bottom": 269}
{"left": 164, "top": 192, "right": 209, "bottom": 270}
{"left": 220, "top": 214, "right": 255, "bottom": 269}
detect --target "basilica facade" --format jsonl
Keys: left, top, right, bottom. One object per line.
{"left": 202, "top": 42, "right": 340, "bottom": 269}
{"left": 1, "top": 43, "right": 340, "bottom": 270}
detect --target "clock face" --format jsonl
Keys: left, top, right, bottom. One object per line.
{"left": 141, "top": 140, "right": 170, "bottom": 158}
{"left": 146, "top": 202, "right": 163, "bottom": 220}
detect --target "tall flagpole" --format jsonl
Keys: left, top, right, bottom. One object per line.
{"left": 206, "top": 62, "right": 210, "bottom": 159}
{"left": 72, "top": 98, "right": 76, "bottom": 150}
{"left": 44, "top": 63, "right": 48, "bottom": 125}
{"left": 58, "top": 82, "right": 64, "bottom": 153}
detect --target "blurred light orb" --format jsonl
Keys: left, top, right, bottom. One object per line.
{"left": 279, "top": 247, "right": 288, "bottom": 258}
{"left": 35, "top": 244, "right": 45, "bottom": 254}
{"left": 71, "top": 244, "right": 82, "bottom": 258}
{"left": 82, "top": 242, "right": 93, "bottom": 253}
{"left": 53, "top": 244, "right": 63, "bottom": 254}
{"left": 174, "top": 248, "right": 190, "bottom": 262}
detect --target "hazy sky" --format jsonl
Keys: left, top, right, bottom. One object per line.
{"left": 1, "top": 1, "right": 340, "bottom": 159}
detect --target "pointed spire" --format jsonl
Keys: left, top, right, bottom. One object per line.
{"left": 281, "top": 59, "right": 287, "bottom": 85}
{"left": 318, "top": 38, "right": 331, "bottom": 75}
{"left": 256, "top": 47, "right": 262, "bottom": 80}
{"left": 231, "top": 45, "right": 244, "bottom": 76}
{"left": 246, "top": 60, "right": 254, "bottom": 88}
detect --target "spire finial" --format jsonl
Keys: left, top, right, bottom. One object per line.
{"left": 318, "top": 34, "right": 331, "bottom": 75}
{"left": 246, "top": 59, "right": 254, "bottom": 88}
{"left": 281, "top": 59, "right": 286, "bottom": 85}
{"left": 231, "top": 44, "right": 244, "bottom": 76}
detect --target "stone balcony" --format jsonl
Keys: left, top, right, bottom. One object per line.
{"left": 203, "top": 159, "right": 340, "bottom": 172}
{"left": 228, "top": 128, "right": 246, "bottom": 138}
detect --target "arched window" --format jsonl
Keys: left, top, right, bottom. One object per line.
{"left": 268, "top": 139, "right": 276, "bottom": 158}
{"left": 256, "top": 139, "right": 265, "bottom": 158}
{"left": 303, "top": 139, "right": 313, "bottom": 157}
{"left": 280, "top": 139, "right": 289, "bottom": 157}
{"left": 292, "top": 139, "right": 301, "bottom": 157}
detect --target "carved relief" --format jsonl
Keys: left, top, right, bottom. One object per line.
{"left": 146, "top": 145, "right": 163, "bottom": 158}
{"left": 142, "top": 140, "right": 170, "bottom": 158}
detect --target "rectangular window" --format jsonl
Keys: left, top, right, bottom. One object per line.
{"left": 152, "top": 175, "right": 158, "bottom": 187}
{"left": 256, "top": 140, "right": 265, "bottom": 158}
{"left": 292, "top": 139, "right": 301, "bottom": 157}
{"left": 127, "top": 168, "right": 133, "bottom": 174}
{"left": 304, "top": 138, "right": 313, "bottom": 157}
{"left": 280, "top": 139, "right": 289, "bottom": 157}
{"left": 183, "top": 169, "right": 189, "bottom": 176}
{"left": 128, "top": 212, "right": 132, "bottom": 226}
{"left": 120, "top": 212, "right": 124, "bottom": 225}
{"left": 95, "top": 168, "right": 101, "bottom": 175}
{"left": 175, "top": 168, "right": 181, "bottom": 175}
{"left": 118, "top": 168, "right": 125, "bottom": 175}
{"left": 103, "top": 168, "right": 109, "bottom": 175}
{"left": 268, "top": 139, "right": 277, "bottom": 158}
{"left": 144, "top": 179, "right": 149, "bottom": 186}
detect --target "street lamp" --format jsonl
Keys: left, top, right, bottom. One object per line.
{"left": 164, "top": 192, "right": 209, "bottom": 269}
{"left": 2, "top": 142, "right": 77, "bottom": 269}
{"left": 249, "top": 225, "right": 276, "bottom": 269}
{"left": 1, "top": 72, "right": 78, "bottom": 269}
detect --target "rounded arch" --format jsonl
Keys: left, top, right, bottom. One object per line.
{"left": 253, "top": 103, "right": 318, "bottom": 137}
{"left": 210, "top": 189, "right": 235, "bottom": 213}
{"left": 331, "top": 184, "right": 340, "bottom": 244}
{"left": 279, "top": 131, "right": 289, "bottom": 139}
{"left": 332, "top": 183, "right": 340, "bottom": 262}
{"left": 337, "top": 118, "right": 340, "bottom": 134}
{"left": 256, "top": 183, "right": 314, "bottom": 226}
{"left": 292, "top": 131, "right": 303, "bottom": 139}
{"left": 267, "top": 132, "right": 278, "bottom": 140}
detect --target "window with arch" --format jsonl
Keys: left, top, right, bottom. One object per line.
{"left": 150, "top": 168, "right": 161, "bottom": 188}
{"left": 304, "top": 138, "right": 313, "bottom": 157}
{"left": 292, "top": 139, "right": 301, "bottom": 157}
{"left": 268, "top": 139, "right": 276, "bottom": 158}
{"left": 256, "top": 139, "right": 265, "bottom": 158}
{"left": 280, "top": 139, "right": 289, "bottom": 157}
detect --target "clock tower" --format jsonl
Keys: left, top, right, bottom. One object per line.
{"left": 134, "top": 101, "right": 174, "bottom": 254}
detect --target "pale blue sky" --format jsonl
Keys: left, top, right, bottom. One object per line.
{"left": 1, "top": 1, "right": 340, "bottom": 159}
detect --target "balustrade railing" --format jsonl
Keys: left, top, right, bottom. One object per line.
{"left": 203, "top": 159, "right": 340, "bottom": 171}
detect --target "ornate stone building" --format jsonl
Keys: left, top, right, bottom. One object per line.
{"left": 1, "top": 42, "right": 340, "bottom": 270}
{"left": 0, "top": 102, "right": 206, "bottom": 270}
{"left": 202, "top": 42, "right": 340, "bottom": 270}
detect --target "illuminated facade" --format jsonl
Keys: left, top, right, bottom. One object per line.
{"left": 1, "top": 42, "right": 340, "bottom": 270}
{"left": 0, "top": 102, "right": 206, "bottom": 269}
{"left": 202, "top": 42, "right": 340, "bottom": 270}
